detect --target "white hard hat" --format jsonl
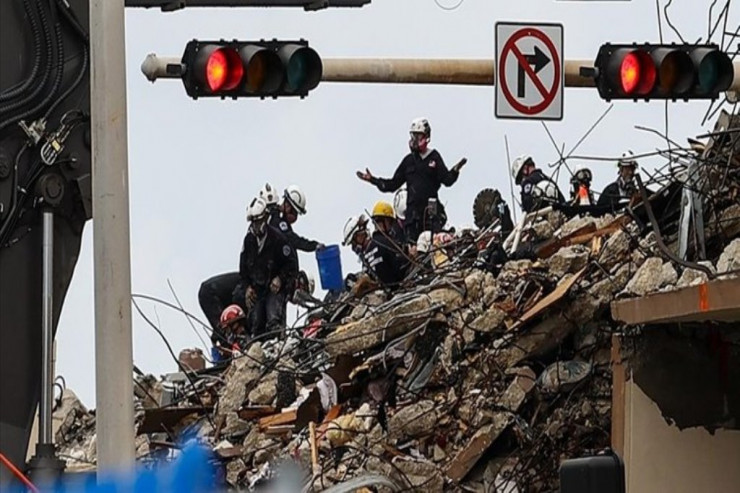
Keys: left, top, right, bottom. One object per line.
{"left": 342, "top": 214, "right": 367, "bottom": 246}
{"left": 617, "top": 151, "right": 638, "bottom": 169}
{"left": 284, "top": 185, "right": 307, "bottom": 215}
{"left": 259, "top": 183, "right": 279, "bottom": 206}
{"left": 393, "top": 188, "right": 408, "bottom": 220}
{"left": 246, "top": 197, "right": 268, "bottom": 222}
{"left": 512, "top": 155, "right": 534, "bottom": 184}
{"left": 409, "top": 117, "right": 431, "bottom": 138}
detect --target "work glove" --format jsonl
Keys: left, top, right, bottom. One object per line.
{"left": 245, "top": 286, "right": 256, "bottom": 309}
{"left": 270, "top": 276, "right": 282, "bottom": 294}
{"left": 356, "top": 168, "right": 374, "bottom": 182}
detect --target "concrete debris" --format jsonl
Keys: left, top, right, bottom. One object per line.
{"left": 623, "top": 257, "right": 664, "bottom": 296}
{"left": 54, "top": 139, "right": 740, "bottom": 492}
{"left": 547, "top": 245, "right": 590, "bottom": 278}
{"left": 717, "top": 238, "right": 740, "bottom": 277}
{"left": 677, "top": 261, "right": 716, "bottom": 288}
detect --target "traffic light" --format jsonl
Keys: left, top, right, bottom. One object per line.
{"left": 180, "top": 39, "right": 322, "bottom": 99}
{"left": 594, "top": 43, "right": 734, "bottom": 101}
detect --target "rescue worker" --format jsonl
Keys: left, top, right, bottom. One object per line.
{"left": 198, "top": 272, "right": 243, "bottom": 349}
{"left": 511, "top": 155, "right": 565, "bottom": 214}
{"left": 212, "top": 304, "right": 248, "bottom": 362}
{"left": 569, "top": 168, "right": 596, "bottom": 206}
{"left": 239, "top": 197, "right": 298, "bottom": 338}
{"left": 262, "top": 183, "right": 325, "bottom": 253}
{"left": 597, "top": 153, "right": 640, "bottom": 211}
{"left": 363, "top": 201, "right": 409, "bottom": 287}
{"left": 342, "top": 214, "right": 371, "bottom": 257}
{"left": 356, "top": 117, "right": 466, "bottom": 242}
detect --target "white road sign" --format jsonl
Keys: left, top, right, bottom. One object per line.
{"left": 495, "top": 22, "right": 564, "bottom": 121}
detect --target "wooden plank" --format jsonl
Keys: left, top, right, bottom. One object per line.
{"left": 258, "top": 409, "right": 297, "bottom": 430}
{"left": 537, "top": 223, "right": 597, "bottom": 258}
{"left": 508, "top": 267, "right": 586, "bottom": 331}
{"left": 445, "top": 413, "right": 512, "bottom": 483}
{"left": 611, "top": 334, "right": 625, "bottom": 457}
{"left": 138, "top": 406, "right": 211, "bottom": 435}
{"left": 238, "top": 406, "right": 277, "bottom": 421}
{"left": 309, "top": 422, "right": 319, "bottom": 474}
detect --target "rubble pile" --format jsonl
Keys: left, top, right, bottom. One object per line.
{"left": 54, "top": 112, "right": 740, "bottom": 491}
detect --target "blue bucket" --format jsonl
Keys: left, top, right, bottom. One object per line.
{"left": 316, "top": 244, "right": 343, "bottom": 291}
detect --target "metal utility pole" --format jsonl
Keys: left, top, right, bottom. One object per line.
{"left": 141, "top": 55, "right": 740, "bottom": 95}
{"left": 26, "top": 210, "right": 66, "bottom": 485}
{"left": 90, "top": 0, "right": 135, "bottom": 475}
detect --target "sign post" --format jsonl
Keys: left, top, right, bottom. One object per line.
{"left": 495, "top": 22, "right": 564, "bottom": 120}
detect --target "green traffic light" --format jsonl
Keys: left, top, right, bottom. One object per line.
{"left": 281, "top": 45, "right": 322, "bottom": 93}
{"left": 695, "top": 49, "right": 733, "bottom": 95}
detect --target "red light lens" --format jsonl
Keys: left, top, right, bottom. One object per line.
{"left": 620, "top": 50, "right": 656, "bottom": 95}
{"left": 620, "top": 53, "right": 640, "bottom": 94}
{"left": 205, "top": 48, "right": 243, "bottom": 92}
{"left": 206, "top": 50, "right": 228, "bottom": 91}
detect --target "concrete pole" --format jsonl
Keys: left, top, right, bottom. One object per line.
{"left": 90, "top": 0, "right": 135, "bottom": 476}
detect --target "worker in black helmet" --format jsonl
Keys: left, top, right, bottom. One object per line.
{"left": 356, "top": 117, "right": 466, "bottom": 242}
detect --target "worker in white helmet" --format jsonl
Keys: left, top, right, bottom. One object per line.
{"left": 511, "top": 155, "right": 565, "bottom": 213}
{"left": 261, "top": 184, "right": 325, "bottom": 253}
{"left": 597, "top": 153, "right": 640, "bottom": 211}
{"left": 357, "top": 117, "right": 466, "bottom": 242}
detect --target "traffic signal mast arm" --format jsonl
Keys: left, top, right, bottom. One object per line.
{"left": 124, "top": 0, "right": 370, "bottom": 11}
{"left": 141, "top": 53, "right": 740, "bottom": 98}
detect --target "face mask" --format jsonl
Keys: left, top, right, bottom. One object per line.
{"left": 250, "top": 219, "right": 266, "bottom": 237}
{"left": 409, "top": 133, "right": 429, "bottom": 153}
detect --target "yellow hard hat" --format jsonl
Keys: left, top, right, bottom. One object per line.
{"left": 371, "top": 200, "right": 395, "bottom": 219}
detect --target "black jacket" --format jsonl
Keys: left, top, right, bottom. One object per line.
{"left": 370, "top": 149, "right": 459, "bottom": 222}
{"left": 239, "top": 226, "right": 298, "bottom": 295}
{"left": 497, "top": 202, "right": 515, "bottom": 238}
{"left": 362, "top": 231, "right": 408, "bottom": 286}
{"left": 520, "top": 169, "right": 565, "bottom": 213}
{"left": 596, "top": 180, "right": 632, "bottom": 212}
{"left": 268, "top": 207, "right": 320, "bottom": 253}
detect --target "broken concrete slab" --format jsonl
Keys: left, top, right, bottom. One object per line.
{"left": 445, "top": 412, "right": 513, "bottom": 483}
{"left": 600, "top": 230, "right": 630, "bottom": 271}
{"left": 717, "top": 238, "right": 740, "bottom": 276}
{"left": 389, "top": 400, "right": 439, "bottom": 440}
{"left": 468, "top": 306, "right": 507, "bottom": 333}
{"left": 325, "top": 287, "right": 463, "bottom": 357}
{"left": 624, "top": 257, "right": 664, "bottom": 296}
{"left": 547, "top": 245, "right": 590, "bottom": 278}
{"left": 677, "top": 261, "right": 716, "bottom": 288}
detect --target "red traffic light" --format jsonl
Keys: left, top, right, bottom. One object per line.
{"left": 181, "top": 39, "right": 323, "bottom": 99}
{"left": 192, "top": 45, "right": 244, "bottom": 93}
{"left": 620, "top": 50, "right": 656, "bottom": 95}
{"left": 595, "top": 43, "right": 734, "bottom": 101}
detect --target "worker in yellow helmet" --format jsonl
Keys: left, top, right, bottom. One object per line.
{"left": 361, "top": 200, "right": 409, "bottom": 287}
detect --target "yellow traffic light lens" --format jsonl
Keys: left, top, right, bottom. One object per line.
{"left": 243, "top": 48, "right": 283, "bottom": 94}
{"left": 657, "top": 51, "right": 693, "bottom": 95}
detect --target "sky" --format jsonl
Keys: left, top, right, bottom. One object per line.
{"left": 55, "top": 0, "right": 739, "bottom": 407}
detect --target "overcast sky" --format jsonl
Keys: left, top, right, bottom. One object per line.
{"left": 56, "top": 0, "right": 739, "bottom": 407}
